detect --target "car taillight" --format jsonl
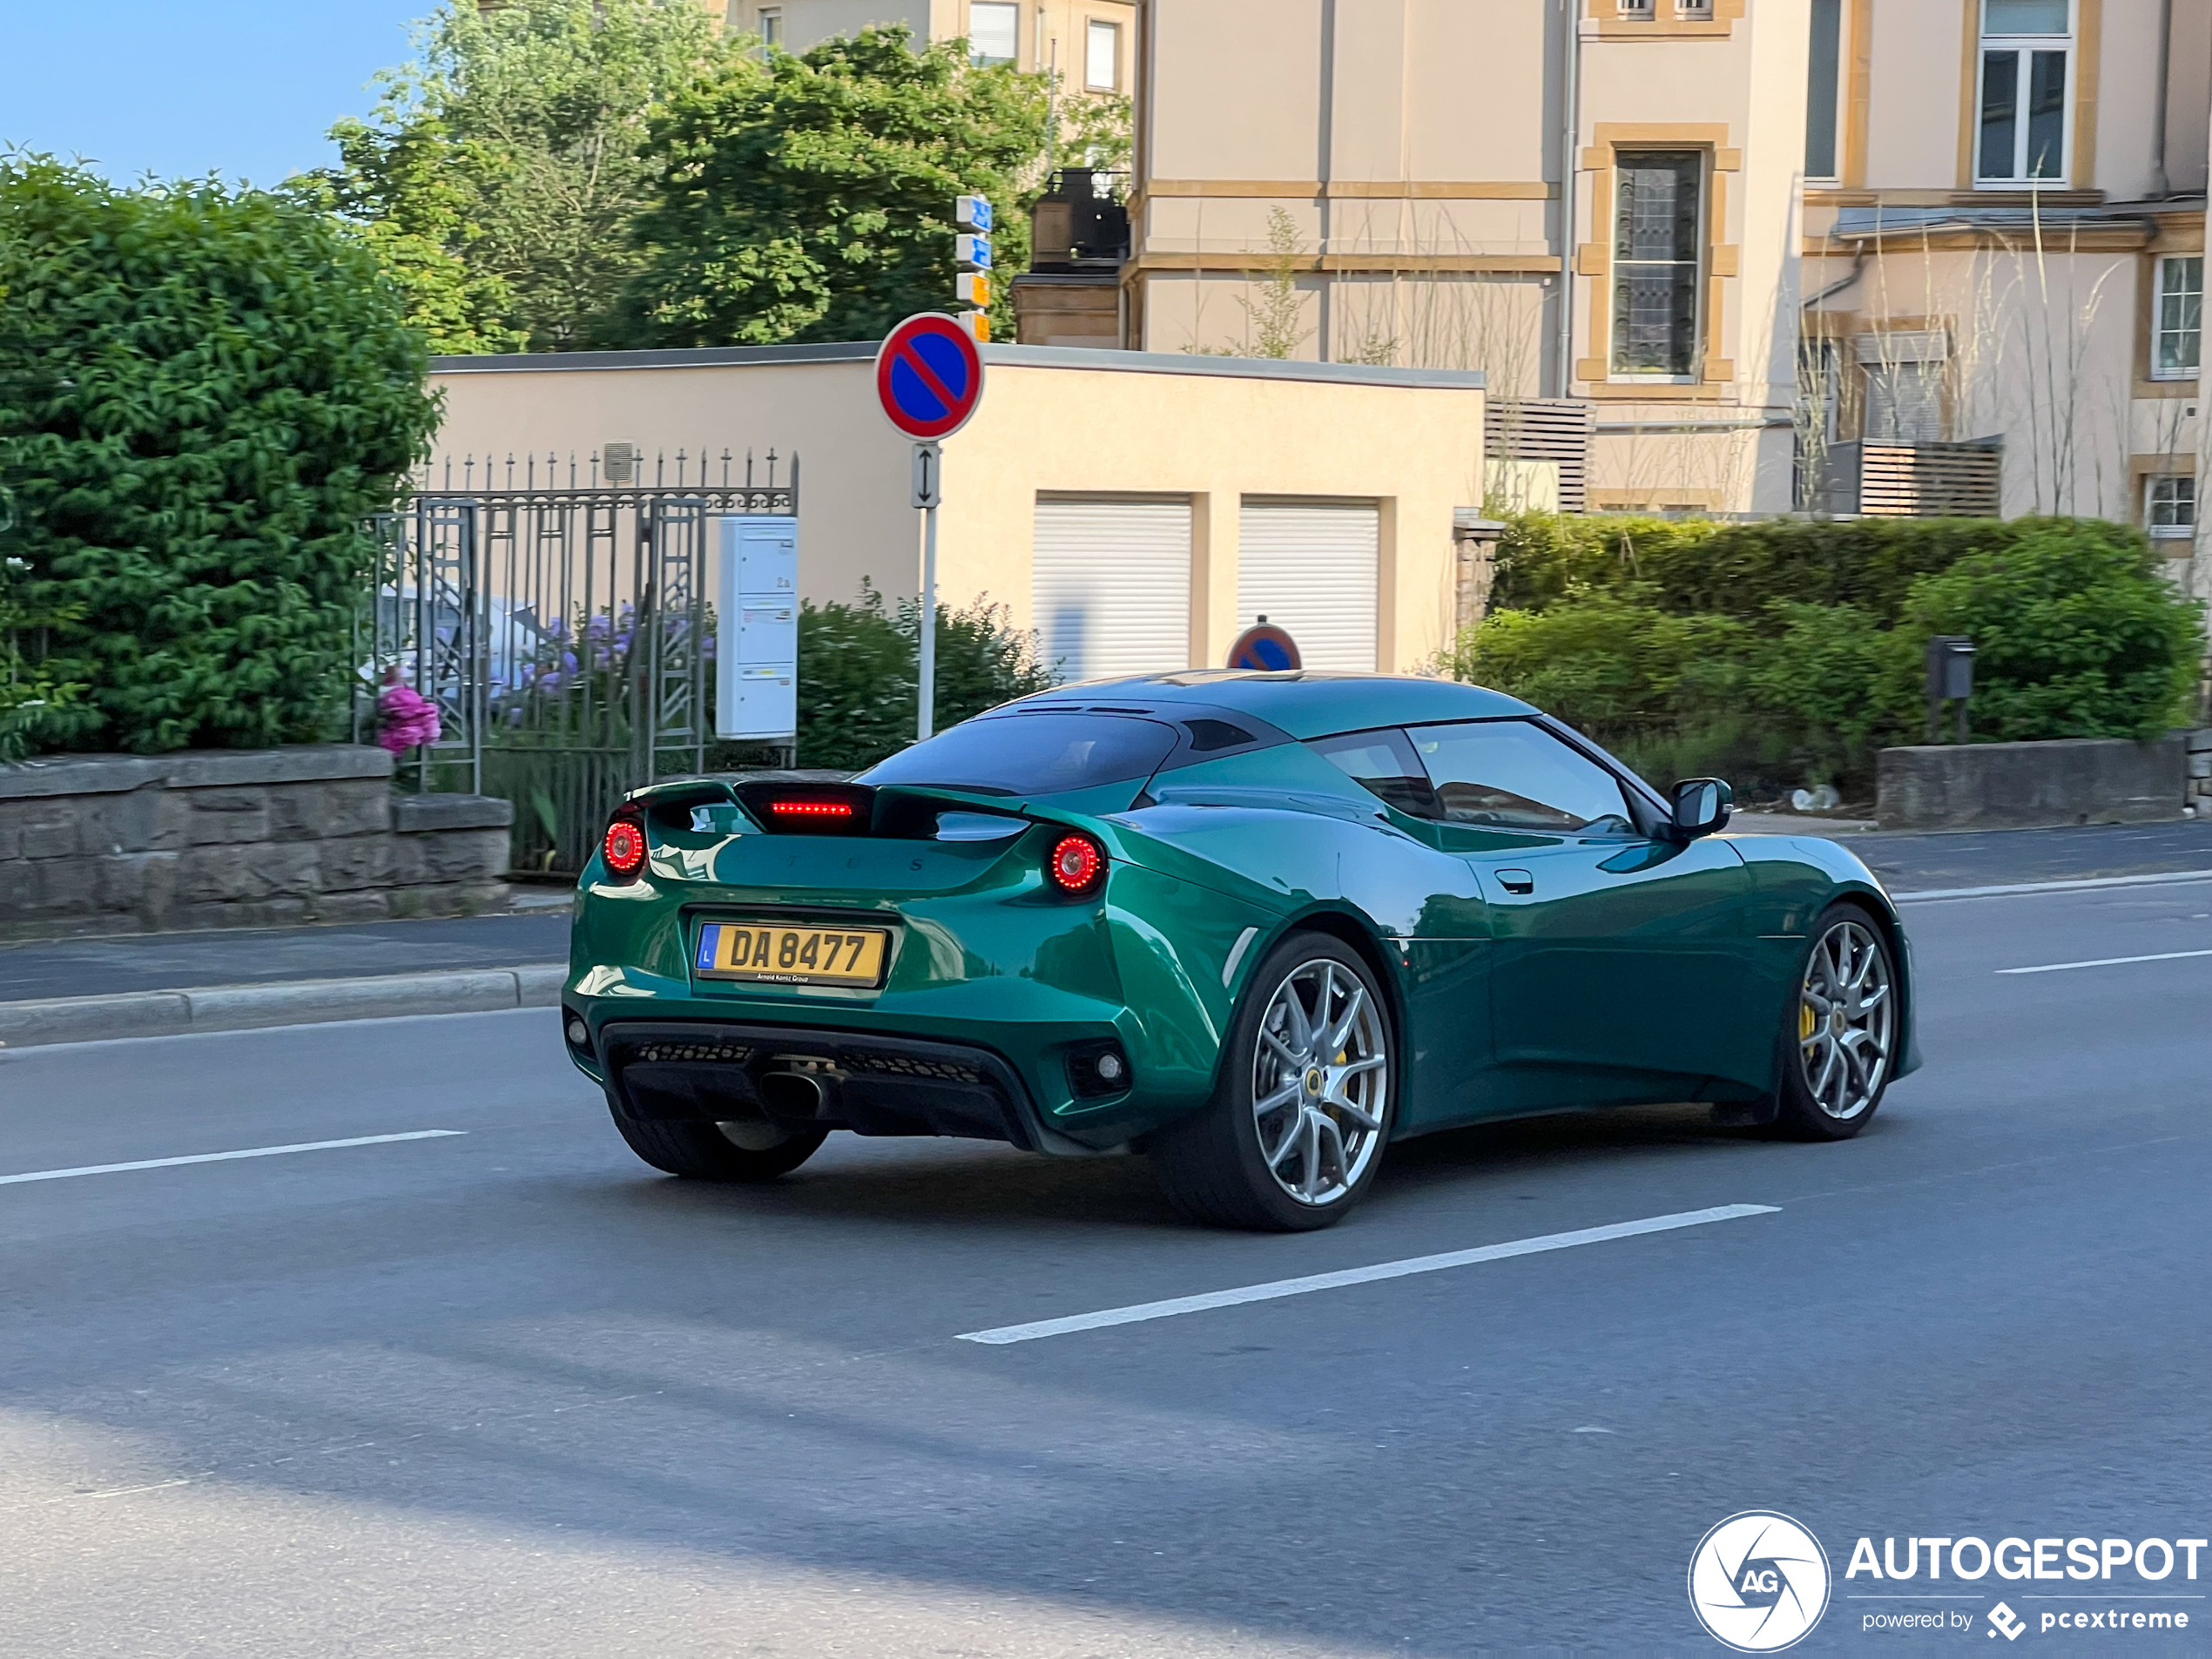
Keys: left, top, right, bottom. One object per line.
{"left": 769, "top": 799, "right": 853, "bottom": 819}
{"left": 1046, "top": 833, "right": 1106, "bottom": 895}
{"left": 602, "top": 808, "right": 648, "bottom": 880}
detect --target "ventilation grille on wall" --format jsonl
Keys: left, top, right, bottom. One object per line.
{"left": 1485, "top": 400, "right": 1595, "bottom": 514}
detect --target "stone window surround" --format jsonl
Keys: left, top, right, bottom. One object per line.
{"left": 1957, "top": 0, "right": 2101, "bottom": 192}
{"left": 2132, "top": 218, "right": 2208, "bottom": 399}
{"left": 2130, "top": 455, "right": 2200, "bottom": 549}
{"left": 1574, "top": 123, "right": 1740, "bottom": 398}
{"left": 1586, "top": 0, "right": 1742, "bottom": 40}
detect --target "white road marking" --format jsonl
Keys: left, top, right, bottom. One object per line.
{"left": 956, "top": 1204, "right": 1780, "bottom": 1345}
{"left": 1998, "top": 948, "right": 2212, "bottom": 975}
{"left": 1894, "top": 869, "right": 2212, "bottom": 902}
{"left": 0, "top": 1130, "right": 466, "bottom": 1187}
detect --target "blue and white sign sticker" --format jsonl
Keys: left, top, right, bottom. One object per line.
{"left": 875, "top": 313, "right": 986, "bottom": 442}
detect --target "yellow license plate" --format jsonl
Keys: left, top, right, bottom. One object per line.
{"left": 696, "top": 921, "right": 889, "bottom": 987}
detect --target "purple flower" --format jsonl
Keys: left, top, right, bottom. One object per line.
{"left": 377, "top": 682, "right": 442, "bottom": 754}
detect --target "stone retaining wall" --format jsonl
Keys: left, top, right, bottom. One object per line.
{"left": 0, "top": 747, "right": 511, "bottom": 941}
{"left": 1876, "top": 733, "right": 2194, "bottom": 832}
{"left": 2190, "top": 728, "right": 2212, "bottom": 819}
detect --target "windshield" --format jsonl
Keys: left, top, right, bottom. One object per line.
{"left": 859, "top": 713, "right": 1180, "bottom": 797}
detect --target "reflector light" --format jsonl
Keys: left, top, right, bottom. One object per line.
{"left": 771, "top": 799, "right": 855, "bottom": 818}
{"left": 602, "top": 813, "right": 648, "bottom": 878}
{"left": 1047, "top": 833, "right": 1105, "bottom": 894}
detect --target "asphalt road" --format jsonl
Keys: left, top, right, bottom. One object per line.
{"left": 0, "top": 881, "right": 2206, "bottom": 1655}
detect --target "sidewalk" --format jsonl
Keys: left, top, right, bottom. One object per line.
{"left": 0, "top": 904, "right": 573, "bottom": 1049}
{"left": 1847, "top": 818, "right": 2212, "bottom": 891}
{"left": 0, "top": 907, "right": 570, "bottom": 1002}
{"left": 3, "top": 818, "right": 2209, "bottom": 1049}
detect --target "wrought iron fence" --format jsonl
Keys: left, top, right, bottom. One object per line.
{"left": 357, "top": 448, "right": 799, "bottom": 874}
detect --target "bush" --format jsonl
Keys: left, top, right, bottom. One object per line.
{"left": 0, "top": 548, "right": 81, "bottom": 762}
{"left": 1492, "top": 510, "right": 2056, "bottom": 624}
{"left": 797, "top": 583, "right": 1053, "bottom": 772}
{"left": 0, "top": 158, "right": 439, "bottom": 755}
{"left": 1899, "top": 523, "right": 2203, "bottom": 741}
{"left": 1442, "top": 594, "right": 1751, "bottom": 743}
{"left": 1454, "top": 513, "right": 2204, "bottom": 798}
{"left": 1486, "top": 513, "right": 1718, "bottom": 613}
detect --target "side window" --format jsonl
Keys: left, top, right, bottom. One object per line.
{"left": 1310, "top": 729, "right": 1435, "bottom": 818}
{"left": 1407, "top": 721, "right": 1639, "bottom": 835}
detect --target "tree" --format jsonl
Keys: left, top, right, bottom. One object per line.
{"left": 0, "top": 157, "right": 440, "bottom": 754}
{"left": 310, "top": 0, "right": 734, "bottom": 353}
{"left": 619, "top": 27, "right": 1051, "bottom": 346}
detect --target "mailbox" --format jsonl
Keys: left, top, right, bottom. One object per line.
{"left": 715, "top": 516, "right": 799, "bottom": 742}
{"left": 1925, "top": 635, "right": 1975, "bottom": 744}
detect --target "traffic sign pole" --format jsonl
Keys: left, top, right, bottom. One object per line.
{"left": 873, "top": 314, "right": 985, "bottom": 745}
{"left": 912, "top": 442, "right": 943, "bottom": 739}
{"left": 919, "top": 483, "right": 940, "bottom": 740}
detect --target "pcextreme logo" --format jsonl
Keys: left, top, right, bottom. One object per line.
{"left": 1689, "top": 1511, "right": 1832, "bottom": 1652}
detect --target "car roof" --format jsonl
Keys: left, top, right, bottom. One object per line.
{"left": 995, "top": 671, "right": 1535, "bottom": 740}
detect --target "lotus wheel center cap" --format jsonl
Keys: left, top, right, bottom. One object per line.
{"left": 1303, "top": 1067, "right": 1325, "bottom": 1096}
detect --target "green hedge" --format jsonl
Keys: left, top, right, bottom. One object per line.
{"left": 0, "top": 158, "right": 440, "bottom": 755}
{"left": 795, "top": 583, "right": 1053, "bottom": 772}
{"left": 1454, "top": 514, "right": 2204, "bottom": 795}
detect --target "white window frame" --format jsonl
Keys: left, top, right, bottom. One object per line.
{"left": 2147, "top": 473, "right": 2196, "bottom": 539}
{"left": 756, "top": 6, "right": 782, "bottom": 47}
{"left": 1975, "top": 0, "right": 2074, "bottom": 188}
{"left": 969, "top": 1, "right": 1020, "bottom": 67}
{"left": 1618, "top": 0, "right": 1656, "bottom": 15}
{"left": 2153, "top": 254, "right": 2203, "bottom": 381}
{"left": 1085, "top": 18, "right": 1121, "bottom": 91}
{"left": 1610, "top": 151, "right": 1707, "bottom": 384}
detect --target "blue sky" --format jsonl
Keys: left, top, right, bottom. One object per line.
{"left": 1, "top": 1, "right": 432, "bottom": 187}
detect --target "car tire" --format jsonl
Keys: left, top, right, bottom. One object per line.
{"left": 609, "top": 1104, "right": 829, "bottom": 1182}
{"left": 1767, "top": 902, "right": 1899, "bottom": 1143}
{"left": 1151, "top": 932, "right": 1397, "bottom": 1231}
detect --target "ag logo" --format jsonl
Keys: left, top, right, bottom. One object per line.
{"left": 1688, "top": 1511, "right": 1831, "bottom": 1651}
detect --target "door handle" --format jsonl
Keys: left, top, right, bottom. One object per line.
{"left": 1497, "top": 868, "right": 1535, "bottom": 895}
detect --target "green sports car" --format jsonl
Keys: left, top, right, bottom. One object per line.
{"left": 562, "top": 672, "right": 1916, "bottom": 1231}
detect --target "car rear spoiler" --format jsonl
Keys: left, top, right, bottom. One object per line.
{"left": 625, "top": 777, "right": 1047, "bottom": 840}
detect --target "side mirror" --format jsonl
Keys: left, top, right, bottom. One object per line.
{"left": 1669, "top": 777, "right": 1733, "bottom": 840}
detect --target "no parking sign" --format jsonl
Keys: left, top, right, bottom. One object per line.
{"left": 876, "top": 315, "right": 988, "bottom": 741}
{"left": 875, "top": 314, "right": 985, "bottom": 441}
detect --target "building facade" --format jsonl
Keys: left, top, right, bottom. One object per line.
{"left": 1114, "top": 0, "right": 2211, "bottom": 595}
{"left": 711, "top": 0, "right": 1136, "bottom": 89}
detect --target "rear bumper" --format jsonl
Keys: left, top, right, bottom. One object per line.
{"left": 579, "top": 1014, "right": 1145, "bottom": 1154}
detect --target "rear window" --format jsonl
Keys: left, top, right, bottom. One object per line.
{"left": 859, "top": 714, "right": 1180, "bottom": 796}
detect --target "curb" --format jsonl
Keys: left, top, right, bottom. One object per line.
{"left": 0, "top": 964, "right": 566, "bottom": 1050}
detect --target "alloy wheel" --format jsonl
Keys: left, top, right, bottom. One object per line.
{"left": 1251, "top": 958, "right": 1389, "bottom": 1206}
{"left": 1797, "top": 920, "right": 1894, "bottom": 1119}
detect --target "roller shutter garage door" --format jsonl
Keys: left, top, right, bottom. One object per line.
{"left": 1236, "top": 501, "right": 1379, "bottom": 671}
{"left": 1032, "top": 497, "right": 1192, "bottom": 683}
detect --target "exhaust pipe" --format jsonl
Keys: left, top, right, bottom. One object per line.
{"left": 759, "top": 1069, "right": 829, "bottom": 1119}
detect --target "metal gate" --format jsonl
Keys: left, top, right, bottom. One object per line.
{"left": 357, "top": 450, "right": 799, "bottom": 873}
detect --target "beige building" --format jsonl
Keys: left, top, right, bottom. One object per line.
{"left": 711, "top": 0, "right": 1136, "bottom": 89}
{"left": 1109, "top": 0, "right": 2211, "bottom": 597}
{"left": 428, "top": 345, "right": 1487, "bottom": 676}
